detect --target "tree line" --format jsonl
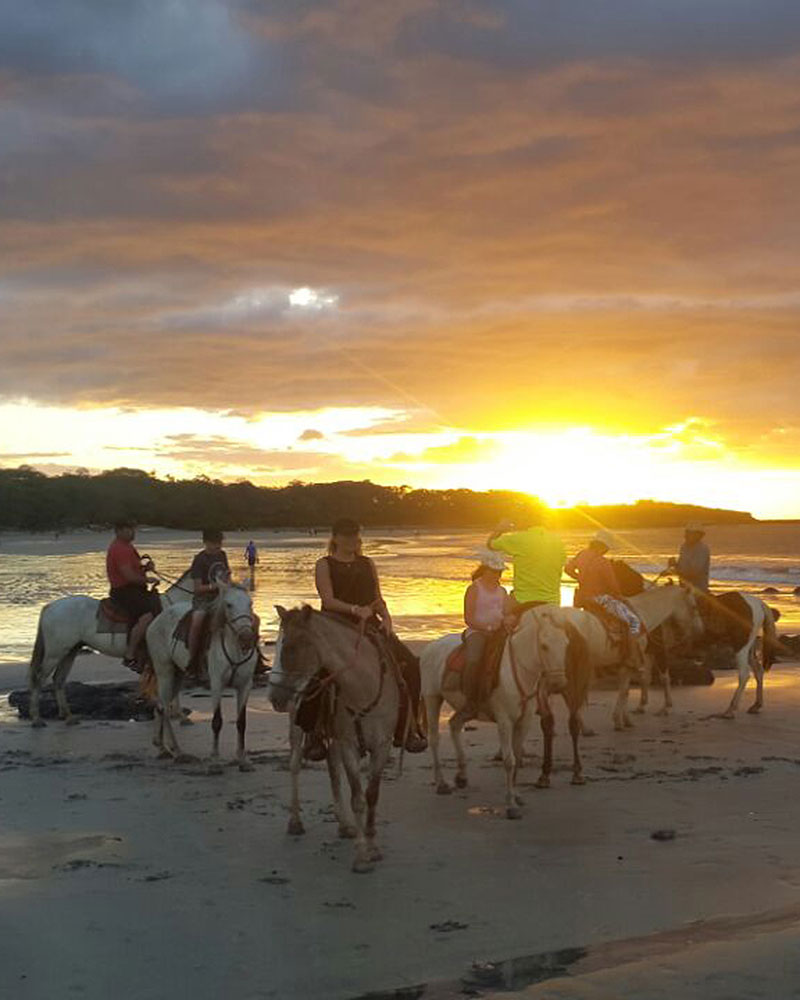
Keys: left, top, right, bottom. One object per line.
{"left": 0, "top": 466, "right": 755, "bottom": 532}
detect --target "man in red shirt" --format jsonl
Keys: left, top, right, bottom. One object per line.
{"left": 565, "top": 530, "right": 642, "bottom": 636}
{"left": 106, "top": 518, "right": 160, "bottom": 667}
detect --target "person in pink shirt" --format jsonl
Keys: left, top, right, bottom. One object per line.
{"left": 565, "top": 531, "right": 642, "bottom": 636}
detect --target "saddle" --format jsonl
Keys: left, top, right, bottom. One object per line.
{"left": 584, "top": 601, "right": 633, "bottom": 663}
{"left": 443, "top": 631, "right": 506, "bottom": 716}
{"left": 96, "top": 600, "right": 131, "bottom": 635}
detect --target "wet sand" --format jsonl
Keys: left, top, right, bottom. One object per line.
{"left": 2, "top": 653, "right": 800, "bottom": 999}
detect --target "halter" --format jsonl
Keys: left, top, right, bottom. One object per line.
{"left": 219, "top": 609, "right": 257, "bottom": 668}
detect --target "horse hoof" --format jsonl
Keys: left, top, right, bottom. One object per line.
{"left": 206, "top": 761, "right": 224, "bottom": 776}
{"left": 747, "top": 705, "right": 762, "bottom": 715}
{"left": 367, "top": 847, "right": 383, "bottom": 863}
{"left": 535, "top": 776, "right": 550, "bottom": 789}
{"left": 31, "top": 719, "right": 47, "bottom": 729}
{"left": 238, "top": 759, "right": 255, "bottom": 772}
{"left": 571, "top": 774, "right": 586, "bottom": 786}
{"left": 435, "top": 782, "right": 452, "bottom": 796}
{"left": 454, "top": 774, "right": 468, "bottom": 789}
{"left": 339, "top": 825, "right": 357, "bottom": 839}
{"left": 287, "top": 818, "right": 305, "bottom": 837}
{"left": 157, "top": 749, "right": 172, "bottom": 760}
{"left": 352, "top": 860, "right": 375, "bottom": 874}
{"left": 720, "top": 711, "right": 735, "bottom": 720}
{"left": 179, "top": 716, "right": 194, "bottom": 727}
{"left": 506, "top": 806, "right": 523, "bottom": 820}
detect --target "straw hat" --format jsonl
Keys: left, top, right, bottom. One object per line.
{"left": 591, "top": 530, "right": 615, "bottom": 550}
{"left": 478, "top": 549, "right": 505, "bottom": 572}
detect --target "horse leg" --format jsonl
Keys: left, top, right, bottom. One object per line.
{"left": 536, "top": 695, "right": 555, "bottom": 789}
{"left": 426, "top": 695, "right": 450, "bottom": 795}
{"left": 287, "top": 719, "right": 305, "bottom": 836}
{"left": 30, "top": 650, "right": 63, "bottom": 729}
{"left": 53, "top": 649, "right": 80, "bottom": 725}
{"left": 449, "top": 708, "right": 470, "bottom": 789}
{"left": 613, "top": 668, "right": 632, "bottom": 730}
{"left": 364, "top": 745, "right": 391, "bottom": 864}
{"left": 496, "top": 713, "right": 521, "bottom": 819}
{"left": 157, "top": 669, "right": 188, "bottom": 761}
{"left": 235, "top": 675, "right": 254, "bottom": 771}
{"left": 327, "top": 741, "right": 356, "bottom": 838}
{"left": 721, "top": 648, "right": 750, "bottom": 719}
{"left": 567, "top": 697, "right": 585, "bottom": 785}
{"left": 656, "top": 657, "right": 673, "bottom": 716}
{"left": 748, "top": 646, "right": 765, "bottom": 715}
{"left": 341, "top": 742, "right": 371, "bottom": 873}
{"left": 511, "top": 718, "right": 527, "bottom": 804}
{"left": 205, "top": 675, "right": 225, "bottom": 775}
{"left": 635, "top": 647, "right": 650, "bottom": 713}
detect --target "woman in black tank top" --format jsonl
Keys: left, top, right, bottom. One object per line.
{"left": 311, "top": 517, "right": 427, "bottom": 754}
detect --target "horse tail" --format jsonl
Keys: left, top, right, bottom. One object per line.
{"left": 762, "top": 602, "right": 779, "bottom": 672}
{"left": 565, "top": 622, "right": 592, "bottom": 710}
{"left": 29, "top": 614, "right": 46, "bottom": 688}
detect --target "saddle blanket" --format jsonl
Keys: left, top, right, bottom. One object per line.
{"left": 96, "top": 600, "right": 130, "bottom": 635}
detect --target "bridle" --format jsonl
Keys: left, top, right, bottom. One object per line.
{"left": 220, "top": 607, "right": 257, "bottom": 668}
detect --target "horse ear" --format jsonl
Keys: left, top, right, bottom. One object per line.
{"left": 300, "top": 604, "right": 313, "bottom": 621}
{"left": 275, "top": 605, "right": 288, "bottom": 621}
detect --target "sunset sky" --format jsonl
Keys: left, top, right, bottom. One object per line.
{"left": 2, "top": 2, "right": 800, "bottom": 517}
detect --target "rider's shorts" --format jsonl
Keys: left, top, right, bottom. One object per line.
{"left": 110, "top": 584, "right": 160, "bottom": 621}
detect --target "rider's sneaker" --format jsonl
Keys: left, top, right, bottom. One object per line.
{"left": 403, "top": 733, "right": 428, "bottom": 754}
{"left": 303, "top": 732, "right": 328, "bottom": 762}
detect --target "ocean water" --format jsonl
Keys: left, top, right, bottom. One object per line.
{"left": 0, "top": 524, "right": 798, "bottom": 664}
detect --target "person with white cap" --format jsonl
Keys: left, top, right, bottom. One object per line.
{"left": 669, "top": 523, "right": 710, "bottom": 593}
{"left": 565, "top": 530, "right": 643, "bottom": 636}
{"left": 461, "top": 550, "right": 509, "bottom": 709}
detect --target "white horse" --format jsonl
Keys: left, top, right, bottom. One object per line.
{"left": 422, "top": 610, "right": 592, "bottom": 818}
{"left": 707, "top": 592, "right": 779, "bottom": 718}
{"left": 27, "top": 570, "right": 193, "bottom": 727}
{"left": 268, "top": 607, "right": 402, "bottom": 873}
{"left": 145, "top": 582, "right": 259, "bottom": 770}
{"left": 558, "top": 584, "right": 704, "bottom": 729}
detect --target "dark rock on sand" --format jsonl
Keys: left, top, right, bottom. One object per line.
{"left": 8, "top": 681, "right": 157, "bottom": 721}
{"left": 778, "top": 634, "right": 800, "bottom": 659}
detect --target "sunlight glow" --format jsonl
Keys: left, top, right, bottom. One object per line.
{"left": 288, "top": 287, "right": 338, "bottom": 310}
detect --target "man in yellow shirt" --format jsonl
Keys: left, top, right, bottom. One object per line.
{"left": 487, "top": 513, "right": 565, "bottom": 612}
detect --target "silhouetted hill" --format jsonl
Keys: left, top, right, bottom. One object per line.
{"left": 0, "top": 467, "right": 755, "bottom": 532}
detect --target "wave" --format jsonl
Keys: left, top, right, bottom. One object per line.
{"left": 631, "top": 560, "right": 800, "bottom": 587}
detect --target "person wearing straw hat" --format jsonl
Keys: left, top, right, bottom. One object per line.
{"left": 461, "top": 550, "right": 509, "bottom": 709}
{"left": 565, "top": 530, "right": 643, "bottom": 637}
{"left": 669, "top": 523, "right": 710, "bottom": 593}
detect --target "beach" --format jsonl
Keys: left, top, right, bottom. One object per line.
{"left": 3, "top": 649, "right": 800, "bottom": 999}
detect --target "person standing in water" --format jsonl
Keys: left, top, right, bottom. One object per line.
{"left": 244, "top": 539, "right": 259, "bottom": 570}
{"left": 313, "top": 517, "right": 428, "bottom": 754}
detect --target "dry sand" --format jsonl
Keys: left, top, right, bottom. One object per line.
{"left": 2, "top": 652, "right": 800, "bottom": 1000}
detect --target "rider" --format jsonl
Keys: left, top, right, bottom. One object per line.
{"left": 188, "top": 528, "right": 231, "bottom": 674}
{"left": 670, "top": 523, "right": 710, "bottom": 593}
{"left": 313, "top": 517, "right": 428, "bottom": 755}
{"left": 486, "top": 509, "right": 565, "bottom": 618}
{"left": 462, "top": 550, "right": 510, "bottom": 710}
{"left": 565, "top": 530, "right": 642, "bottom": 637}
{"left": 106, "top": 518, "right": 161, "bottom": 668}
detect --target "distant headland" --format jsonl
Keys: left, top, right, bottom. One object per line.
{"left": 0, "top": 466, "right": 755, "bottom": 532}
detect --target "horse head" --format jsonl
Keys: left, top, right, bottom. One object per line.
{"left": 213, "top": 582, "right": 257, "bottom": 653}
{"left": 268, "top": 605, "right": 321, "bottom": 712}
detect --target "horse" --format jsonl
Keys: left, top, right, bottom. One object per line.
{"left": 145, "top": 581, "right": 259, "bottom": 770}
{"left": 421, "top": 610, "right": 592, "bottom": 818}
{"left": 27, "top": 569, "right": 193, "bottom": 728}
{"left": 268, "top": 606, "right": 401, "bottom": 873}
{"left": 550, "top": 583, "right": 704, "bottom": 730}
{"left": 702, "top": 592, "right": 779, "bottom": 718}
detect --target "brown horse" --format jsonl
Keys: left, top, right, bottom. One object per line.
{"left": 268, "top": 606, "right": 401, "bottom": 873}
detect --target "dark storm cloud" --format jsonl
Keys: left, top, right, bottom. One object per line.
{"left": 1, "top": 0, "right": 800, "bottom": 451}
